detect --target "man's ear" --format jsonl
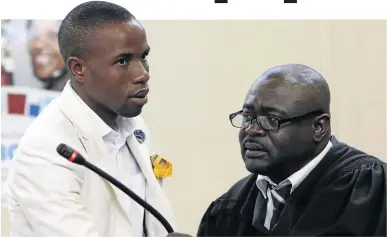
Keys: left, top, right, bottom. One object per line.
{"left": 67, "top": 56, "right": 86, "bottom": 84}
{"left": 312, "top": 113, "right": 330, "bottom": 142}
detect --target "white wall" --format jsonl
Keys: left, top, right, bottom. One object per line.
{"left": 1, "top": 20, "right": 386, "bottom": 236}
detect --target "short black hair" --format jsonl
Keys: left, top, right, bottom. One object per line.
{"left": 58, "top": 1, "right": 135, "bottom": 63}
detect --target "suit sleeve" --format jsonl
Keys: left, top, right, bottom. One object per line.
{"left": 294, "top": 161, "right": 386, "bottom": 236}
{"left": 6, "top": 140, "right": 103, "bottom": 237}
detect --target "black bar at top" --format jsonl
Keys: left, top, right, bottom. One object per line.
{"left": 284, "top": 0, "right": 297, "bottom": 3}
{"left": 215, "top": 0, "right": 228, "bottom": 3}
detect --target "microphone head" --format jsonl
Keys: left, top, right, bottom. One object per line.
{"left": 56, "top": 143, "right": 86, "bottom": 165}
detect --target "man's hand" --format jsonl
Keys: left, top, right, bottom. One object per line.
{"left": 166, "top": 232, "right": 193, "bottom": 237}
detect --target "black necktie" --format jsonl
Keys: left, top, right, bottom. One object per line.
{"left": 270, "top": 181, "right": 292, "bottom": 229}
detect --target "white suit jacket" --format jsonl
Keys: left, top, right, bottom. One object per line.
{"left": 5, "top": 83, "right": 177, "bottom": 237}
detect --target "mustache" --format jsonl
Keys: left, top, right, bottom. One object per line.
{"left": 242, "top": 137, "right": 267, "bottom": 150}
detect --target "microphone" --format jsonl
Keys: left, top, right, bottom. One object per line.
{"left": 56, "top": 143, "right": 174, "bottom": 233}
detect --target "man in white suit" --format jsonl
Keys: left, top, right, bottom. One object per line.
{"left": 5, "top": 1, "right": 188, "bottom": 236}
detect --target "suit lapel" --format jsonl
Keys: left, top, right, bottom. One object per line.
{"left": 126, "top": 131, "right": 177, "bottom": 236}
{"left": 127, "top": 134, "right": 155, "bottom": 185}
{"left": 58, "top": 83, "right": 134, "bottom": 226}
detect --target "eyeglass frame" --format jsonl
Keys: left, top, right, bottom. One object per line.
{"left": 229, "top": 109, "right": 324, "bottom": 131}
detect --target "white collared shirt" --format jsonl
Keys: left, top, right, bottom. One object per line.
{"left": 256, "top": 141, "right": 333, "bottom": 229}
{"left": 72, "top": 88, "right": 146, "bottom": 237}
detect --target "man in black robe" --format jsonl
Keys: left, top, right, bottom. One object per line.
{"left": 197, "top": 64, "right": 386, "bottom": 236}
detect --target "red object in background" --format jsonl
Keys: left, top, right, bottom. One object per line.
{"left": 1, "top": 65, "right": 10, "bottom": 85}
{"left": 8, "top": 93, "right": 26, "bottom": 115}
{"left": 2, "top": 65, "right": 13, "bottom": 86}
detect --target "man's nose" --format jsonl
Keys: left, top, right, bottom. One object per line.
{"left": 132, "top": 60, "right": 150, "bottom": 83}
{"left": 29, "top": 37, "right": 45, "bottom": 51}
{"left": 245, "top": 121, "right": 266, "bottom": 136}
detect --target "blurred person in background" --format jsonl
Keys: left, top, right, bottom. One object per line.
{"left": 198, "top": 64, "right": 386, "bottom": 236}
{"left": 26, "top": 20, "right": 69, "bottom": 91}
{"left": 1, "top": 20, "right": 14, "bottom": 86}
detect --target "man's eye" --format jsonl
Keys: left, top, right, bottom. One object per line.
{"left": 267, "top": 117, "right": 279, "bottom": 126}
{"left": 242, "top": 113, "right": 253, "bottom": 119}
{"left": 141, "top": 54, "right": 148, "bottom": 62}
{"left": 117, "top": 58, "right": 129, "bottom": 65}
{"left": 242, "top": 114, "right": 253, "bottom": 121}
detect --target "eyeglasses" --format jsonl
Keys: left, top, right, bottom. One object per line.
{"left": 229, "top": 110, "right": 323, "bottom": 131}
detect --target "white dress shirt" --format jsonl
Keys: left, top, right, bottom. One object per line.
{"left": 74, "top": 91, "right": 146, "bottom": 237}
{"left": 256, "top": 141, "right": 333, "bottom": 229}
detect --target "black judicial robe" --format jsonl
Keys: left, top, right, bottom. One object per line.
{"left": 197, "top": 137, "right": 386, "bottom": 236}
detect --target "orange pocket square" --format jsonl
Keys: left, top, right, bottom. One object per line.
{"left": 150, "top": 154, "right": 173, "bottom": 179}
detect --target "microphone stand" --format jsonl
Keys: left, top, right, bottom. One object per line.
{"left": 83, "top": 160, "right": 175, "bottom": 233}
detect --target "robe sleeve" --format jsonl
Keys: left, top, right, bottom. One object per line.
{"left": 295, "top": 161, "right": 386, "bottom": 236}
{"left": 197, "top": 202, "right": 215, "bottom": 236}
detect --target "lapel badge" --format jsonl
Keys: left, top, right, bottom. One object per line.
{"left": 134, "top": 129, "right": 146, "bottom": 144}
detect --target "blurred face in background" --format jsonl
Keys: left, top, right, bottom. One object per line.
{"left": 1, "top": 20, "right": 13, "bottom": 86}
{"left": 27, "top": 20, "right": 66, "bottom": 81}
